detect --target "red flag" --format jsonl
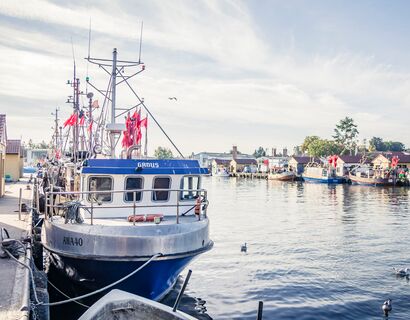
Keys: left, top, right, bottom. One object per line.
{"left": 63, "top": 114, "right": 74, "bottom": 128}
{"left": 139, "top": 117, "right": 148, "bottom": 128}
{"left": 69, "top": 113, "right": 78, "bottom": 126}
{"left": 79, "top": 115, "right": 85, "bottom": 125}
{"left": 87, "top": 121, "right": 93, "bottom": 132}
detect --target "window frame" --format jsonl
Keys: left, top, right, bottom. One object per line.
{"left": 87, "top": 175, "right": 114, "bottom": 203}
{"left": 179, "top": 175, "right": 200, "bottom": 201}
{"left": 152, "top": 176, "right": 172, "bottom": 202}
{"left": 124, "top": 176, "right": 144, "bottom": 202}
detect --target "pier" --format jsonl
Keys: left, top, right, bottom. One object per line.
{"left": 229, "top": 172, "right": 268, "bottom": 179}
{"left": 0, "top": 179, "right": 31, "bottom": 320}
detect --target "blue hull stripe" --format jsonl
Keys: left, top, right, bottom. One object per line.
{"left": 48, "top": 253, "right": 195, "bottom": 303}
{"left": 303, "top": 177, "right": 344, "bottom": 184}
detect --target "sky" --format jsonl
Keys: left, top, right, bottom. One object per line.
{"left": 1, "top": 0, "right": 410, "bottom": 156}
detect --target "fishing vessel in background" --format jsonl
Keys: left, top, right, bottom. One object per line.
{"left": 302, "top": 156, "right": 344, "bottom": 183}
{"left": 39, "top": 46, "right": 213, "bottom": 312}
{"left": 267, "top": 168, "right": 295, "bottom": 181}
{"left": 349, "top": 155, "right": 399, "bottom": 186}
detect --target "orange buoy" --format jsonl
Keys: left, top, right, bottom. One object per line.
{"left": 195, "top": 197, "right": 201, "bottom": 215}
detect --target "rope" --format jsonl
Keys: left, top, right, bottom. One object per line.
{"left": 62, "top": 201, "right": 84, "bottom": 224}
{"left": 39, "top": 252, "right": 162, "bottom": 306}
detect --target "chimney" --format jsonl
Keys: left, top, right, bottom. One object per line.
{"left": 232, "top": 145, "right": 238, "bottom": 160}
{"left": 283, "top": 148, "right": 288, "bottom": 157}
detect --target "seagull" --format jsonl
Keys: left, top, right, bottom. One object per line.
{"left": 382, "top": 299, "right": 392, "bottom": 317}
{"left": 393, "top": 267, "right": 410, "bottom": 277}
{"left": 168, "top": 97, "right": 177, "bottom": 101}
{"left": 241, "top": 243, "right": 247, "bottom": 253}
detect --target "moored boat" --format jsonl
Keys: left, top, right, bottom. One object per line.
{"left": 302, "top": 156, "right": 344, "bottom": 184}
{"left": 40, "top": 47, "right": 213, "bottom": 312}
{"left": 267, "top": 168, "right": 295, "bottom": 181}
{"left": 78, "top": 289, "right": 197, "bottom": 320}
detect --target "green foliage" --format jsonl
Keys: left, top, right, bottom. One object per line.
{"left": 307, "top": 139, "right": 343, "bottom": 157}
{"left": 369, "top": 137, "right": 405, "bottom": 152}
{"left": 253, "top": 146, "right": 266, "bottom": 158}
{"left": 25, "top": 139, "right": 52, "bottom": 149}
{"left": 301, "top": 136, "right": 320, "bottom": 153}
{"left": 154, "top": 146, "right": 173, "bottom": 159}
{"left": 333, "top": 117, "right": 359, "bottom": 155}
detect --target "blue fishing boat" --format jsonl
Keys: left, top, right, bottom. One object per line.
{"left": 40, "top": 47, "right": 213, "bottom": 309}
{"left": 302, "top": 160, "right": 344, "bottom": 184}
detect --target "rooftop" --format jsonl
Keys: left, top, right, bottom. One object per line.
{"left": 6, "top": 139, "right": 21, "bottom": 154}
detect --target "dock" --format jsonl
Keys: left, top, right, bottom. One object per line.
{"left": 229, "top": 172, "right": 268, "bottom": 179}
{"left": 0, "top": 179, "right": 32, "bottom": 320}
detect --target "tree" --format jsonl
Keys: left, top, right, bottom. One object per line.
{"left": 154, "top": 147, "right": 173, "bottom": 159}
{"left": 369, "top": 137, "right": 405, "bottom": 152}
{"left": 385, "top": 141, "right": 405, "bottom": 152}
{"left": 301, "top": 136, "right": 320, "bottom": 153}
{"left": 253, "top": 146, "right": 266, "bottom": 158}
{"left": 307, "top": 139, "right": 343, "bottom": 157}
{"left": 369, "top": 137, "right": 387, "bottom": 151}
{"left": 333, "top": 117, "right": 359, "bottom": 155}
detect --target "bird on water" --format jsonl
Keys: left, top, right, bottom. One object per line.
{"left": 241, "top": 243, "right": 247, "bottom": 253}
{"left": 393, "top": 267, "right": 409, "bottom": 277}
{"left": 382, "top": 299, "right": 392, "bottom": 317}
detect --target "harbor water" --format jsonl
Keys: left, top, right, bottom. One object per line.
{"left": 56, "top": 177, "right": 410, "bottom": 319}
{"left": 162, "top": 177, "right": 410, "bottom": 319}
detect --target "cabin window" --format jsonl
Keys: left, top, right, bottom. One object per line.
{"left": 180, "top": 176, "right": 200, "bottom": 200}
{"left": 88, "top": 176, "right": 113, "bottom": 202}
{"left": 152, "top": 177, "right": 171, "bottom": 201}
{"left": 125, "top": 177, "right": 143, "bottom": 202}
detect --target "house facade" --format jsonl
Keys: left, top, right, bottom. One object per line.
{"left": 372, "top": 152, "right": 410, "bottom": 170}
{"left": 230, "top": 158, "right": 257, "bottom": 173}
{"left": 335, "top": 154, "right": 369, "bottom": 177}
{"left": 5, "top": 139, "right": 23, "bottom": 182}
{"left": 288, "top": 156, "right": 318, "bottom": 175}
{"left": 211, "top": 158, "right": 231, "bottom": 174}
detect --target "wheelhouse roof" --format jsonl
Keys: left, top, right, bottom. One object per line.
{"left": 82, "top": 159, "right": 208, "bottom": 175}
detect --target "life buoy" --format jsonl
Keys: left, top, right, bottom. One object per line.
{"left": 195, "top": 197, "right": 201, "bottom": 215}
{"left": 128, "top": 214, "right": 164, "bottom": 223}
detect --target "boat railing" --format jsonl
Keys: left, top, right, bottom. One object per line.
{"left": 44, "top": 188, "right": 208, "bottom": 226}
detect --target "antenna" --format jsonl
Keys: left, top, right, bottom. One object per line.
{"left": 70, "top": 37, "right": 76, "bottom": 68}
{"left": 138, "top": 21, "right": 143, "bottom": 63}
{"left": 86, "top": 18, "right": 92, "bottom": 93}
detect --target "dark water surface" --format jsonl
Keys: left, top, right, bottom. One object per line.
{"left": 163, "top": 177, "right": 410, "bottom": 319}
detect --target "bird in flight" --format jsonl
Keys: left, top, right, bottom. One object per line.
{"left": 168, "top": 97, "right": 177, "bottom": 101}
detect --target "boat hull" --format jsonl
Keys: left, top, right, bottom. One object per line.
{"left": 47, "top": 251, "right": 202, "bottom": 303}
{"left": 268, "top": 172, "right": 295, "bottom": 181}
{"left": 303, "top": 176, "right": 344, "bottom": 184}
{"left": 348, "top": 174, "right": 394, "bottom": 186}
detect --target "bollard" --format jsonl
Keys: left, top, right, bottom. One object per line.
{"left": 18, "top": 188, "right": 22, "bottom": 221}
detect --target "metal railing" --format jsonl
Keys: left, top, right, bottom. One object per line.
{"left": 45, "top": 188, "right": 208, "bottom": 226}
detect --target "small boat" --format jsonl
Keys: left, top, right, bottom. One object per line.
{"left": 267, "top": 168, "right": 295, "bottom": 181}
{"left": 213, "top": 168, "right": 230, "bottom": 177}
{"left": 302, "top": 159, "right": 344, "bottom": 184}
{"left": 78, "top": 289, "right": 197, "bottom": 320}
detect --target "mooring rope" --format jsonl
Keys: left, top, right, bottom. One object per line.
{"left": 40, "top": 252, "right": 162, "bottom": 306}
{"left": 1, "top": 228, "right": 162, "bottom": 307}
